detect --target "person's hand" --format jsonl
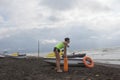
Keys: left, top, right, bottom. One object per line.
{"left": 64, "top": 54, "right": 67, "bottom": 58}
{"left": 67, "top": 45, "right": 69, "bottom": 48}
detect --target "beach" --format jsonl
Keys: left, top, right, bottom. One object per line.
{"left": 0, "top": 57, "right": 120, "bottom": 80}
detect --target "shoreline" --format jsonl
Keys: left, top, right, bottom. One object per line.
{"left": 0, "top": 57, "right": 120, "bottom": 80}
{"left": 95, "top": 62, "right": 120, "bottom": 69}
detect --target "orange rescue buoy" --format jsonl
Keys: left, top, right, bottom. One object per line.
{"left": 83, "top": 56, "right": 94, "bottom": 68}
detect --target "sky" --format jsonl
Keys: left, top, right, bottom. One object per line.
{"left": 0, "top": 0, "right": 120, "bottom": 53}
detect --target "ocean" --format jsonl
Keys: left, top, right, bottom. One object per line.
{"left": 80, "top": 48, "right": 120, "bottom": 65}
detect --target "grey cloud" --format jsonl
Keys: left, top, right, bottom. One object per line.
{"left": 0, "top": 26, "right": 120, "bottom": 53}
{"left": 1, "top": 0, "right": 120, "bottom": 53}
{"left": 77, "top": 0, "right": 111, "bottom": 12}
{"left": 40, "top": 0, "right": 76, "bottom": 11}
{"left": 0, "top": 32, "right": 38, "bottom": 53}
{"left": 40, "top": 0, "right": 111, "bottom": 12}
{"left": 68, "top": 26, "right": 99, "bottom": 50}
{"left": 0, "top": 27, "right": 71, "bottom": 52}
{"left": 47, "top": 16, "right": 61, "bottom": 22}
{"left": 0, "top": 26, "right": 71, "bottom": 52}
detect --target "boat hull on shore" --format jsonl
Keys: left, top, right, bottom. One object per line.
{"left": 44, "top": 58, "right": 85, "bottom": 67}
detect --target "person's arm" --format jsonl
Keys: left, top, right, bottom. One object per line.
{"left": 64, "top": 42, "right": 69, "bottom": 48}
{"left": 63, "top": 42, "right": 69, "bottom": 57}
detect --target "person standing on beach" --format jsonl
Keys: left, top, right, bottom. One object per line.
{"left": 53, "top": 37, "right": 70, "bottom": 72}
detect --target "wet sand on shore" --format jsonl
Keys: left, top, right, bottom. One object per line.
{"left": 0, "top": 57, "right": 120, "bottom": 80}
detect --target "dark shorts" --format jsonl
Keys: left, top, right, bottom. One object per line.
{"left": 53, "top": 47, "right": 60, "bottom": 53}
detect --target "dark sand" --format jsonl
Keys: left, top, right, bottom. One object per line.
{"left": 0, "top": 57, "right": 120, "bottom": 80}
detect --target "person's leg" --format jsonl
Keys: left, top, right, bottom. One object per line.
{"left": 55, "top": 50, "right": 62, "bottom": 72}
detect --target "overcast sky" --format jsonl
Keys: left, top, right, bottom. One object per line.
{"left": 0, "top": 0, "right": 120, "bottom": 53}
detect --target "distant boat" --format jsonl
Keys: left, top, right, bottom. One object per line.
{"left": 5, "top": 52, "right": 27, "bottom": 59}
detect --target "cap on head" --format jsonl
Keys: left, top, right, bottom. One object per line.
{"left": 64, "top": 37, "right": 70, "bottom": 41}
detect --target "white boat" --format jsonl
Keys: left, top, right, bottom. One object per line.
{"left": 0, "top": 54, "right": 5, "bottom": 58}
{"left": 44, "top": 53, "right": 88, "bottom": 66}
{"left": 44, "top": 58, "right": 85, "bottom": 66}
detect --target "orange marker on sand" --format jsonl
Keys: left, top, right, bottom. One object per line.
{"left": 64, "top": 57, "right": 68, "bottom": 72}
{"left": 64, "top": 46, "right": 68, "bottom": 72}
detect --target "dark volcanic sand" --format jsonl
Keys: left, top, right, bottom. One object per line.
{"left": 0, "top": 57, "right": 120, "bottom": 80}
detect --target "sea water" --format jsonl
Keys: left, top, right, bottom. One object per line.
{"left": 82, "top": 48, "right": 120, "bottom": 65}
